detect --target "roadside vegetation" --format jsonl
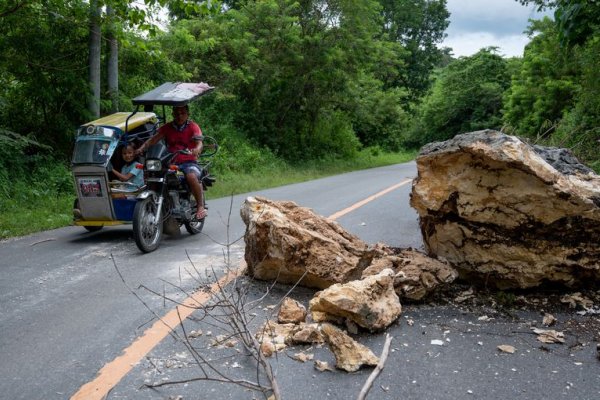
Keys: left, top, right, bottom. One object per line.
{"left": 0, "top": 0, "right": 598, "bottom": 239}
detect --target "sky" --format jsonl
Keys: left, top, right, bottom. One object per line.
{"left": 441, "top": 0, "right": 553, "bottom": 57}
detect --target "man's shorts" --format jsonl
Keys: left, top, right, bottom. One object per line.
{"left": 178, "top": 162, "right": 203, "bottom": 178}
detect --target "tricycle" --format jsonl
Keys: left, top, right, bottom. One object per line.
{"left": 71, "top": 82, "right": 218, "bottom": 253}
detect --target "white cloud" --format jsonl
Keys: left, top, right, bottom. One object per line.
{"left": 441, "top": 0, "right": 552, "bottom": 57}
{"left": 443, "top": 32, "right": 531, "bottom": 57}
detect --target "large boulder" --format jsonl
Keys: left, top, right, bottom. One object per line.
{"left": 241, "top": 196, "right": 374, "bottom": 288}
{"left": 410, "top": 130, "right": 600, "bottom": 288}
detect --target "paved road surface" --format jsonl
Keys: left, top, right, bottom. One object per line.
{"left": 1, "top": 161, "right": 598, "bottom": 400}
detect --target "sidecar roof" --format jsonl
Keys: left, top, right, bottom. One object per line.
{"left": 132, "top": 82, "right": 214, "bottom": 107}
{"left": 81, "top": 112, "right": 157, "bottom": 132}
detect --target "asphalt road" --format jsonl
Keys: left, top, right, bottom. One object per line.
{"left": 1, "top": 161, "right": 598, "bottom": 400}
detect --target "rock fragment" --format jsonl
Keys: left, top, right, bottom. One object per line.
{"left": 320, "top": 323, "right": 379, "bottom": 372}
{"left": 542, "top": 314, "right": 557, "bottom": 327}
{"left": 532, "top": 328, "right": 565, "bottom": 344}
{"left": 362, "top": 247, "right": 458, "bottom": 300}
{"left": 497, "top": 345, "right": 516, "bottom": 354}
{"left": 560, "top": 292, "right": 594, "bottom": 309}
{"left": 309, "top": 269, "right": 402, "bottom": 331}
{"left": 292, "top": 352, "right": 314, "bottom": 363}
{"left": 314, "top": 360, "right": 334, "bottom": 372}
{"left": 277, "top": 297, "right": 307, "bottom": 324}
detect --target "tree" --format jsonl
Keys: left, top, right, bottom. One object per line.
{"left": 161, "top": 0, "right": 393, "bottom": 160}
{"left": 408, "top": 48, "right": 511, "bottom": 146}
{"left": 0, "top": 0, "right": 90, "bottom": 155}
{"left": 106, "top": 6, "right": 119, "bottom": 113}
{"left": 518, "top": 0, "right": 600, "bottom": 46}
{"left": 378, "top": 0, "right": 450, "bottom": 102}
{"left": 89, "top": 0, "right": 102, "bottom": 117}
{"left": 503, "top": 18, "right": 579, "bottom": 138}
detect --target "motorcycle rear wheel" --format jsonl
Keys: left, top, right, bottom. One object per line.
{"left": 133, "top": 197, "right": 163, "bottom": 253}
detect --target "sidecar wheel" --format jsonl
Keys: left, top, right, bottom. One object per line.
{"left": 74, "top": 199, "right": 104, "bottom": 232}
{"left": 83, "top": 225, "right": 103, "bottom": 232}
{"left": 133, "top": 197, "right": 163, "bottom": 253}
{"left": 184, "top": 199, "right": 205, "bottom": 235}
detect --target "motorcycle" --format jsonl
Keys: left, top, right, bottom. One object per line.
{"left": 71, "top": 81, "right": 218, "bottom": 253}
{"left": 133, "top": 140, "right": 217, "bottom": 252}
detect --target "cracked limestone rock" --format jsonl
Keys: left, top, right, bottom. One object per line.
{"left": 309, "top": 269, "right": 402, "bottom": 331}
{"left": 362, "top": 246, "right": 458, "bottom": 301}
{"left": 241, "top": 196, "right": 374, "bottom": 288}
{"left": 320, "top": 323, "right": 379, "bottom": 372}
{"left": 410, "top": 130, "right": 600, "bottom": 289}
{"left": 277, "top": 297, "right": 307, "bottom": 324}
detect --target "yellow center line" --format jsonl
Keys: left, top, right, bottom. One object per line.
{"left": 71, "top": 270, "right": 240, "bottom": 400}
{"left": 71, "top": 179, "right": 411, "bottom": 399}
{"left": 327, "top": 178, "right": 413, "bottom": 221}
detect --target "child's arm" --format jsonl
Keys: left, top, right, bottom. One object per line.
{"left": 112, "top": 168, "right": 134, "bottom": 182}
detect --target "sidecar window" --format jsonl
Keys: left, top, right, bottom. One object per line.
{"left": 72, "top": 126, "right": 120, "bottom": 165}
{"left": 72, "top": 138, "right": 113, "bottom": 164}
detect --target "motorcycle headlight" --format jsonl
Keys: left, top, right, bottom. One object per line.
{"left": 146, "top": 159, "right": 162, "bottom": 171}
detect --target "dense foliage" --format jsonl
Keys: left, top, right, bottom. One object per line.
{"left": 408, "top": 48, "right": 511, "bottom": 146}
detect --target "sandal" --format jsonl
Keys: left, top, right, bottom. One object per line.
{"left": 195, "top": 208, "right": 208, "bottom": 220}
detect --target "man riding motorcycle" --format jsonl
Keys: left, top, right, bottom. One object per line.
{"left": 137, "top": 104, "right": 207, "bottom": 220}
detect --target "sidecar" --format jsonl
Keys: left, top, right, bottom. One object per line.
{"left": 71, "top": 82, "right": 215, "bottom": 235}
{"left": 71, "top": 112, "right": 157, "bottom": 232}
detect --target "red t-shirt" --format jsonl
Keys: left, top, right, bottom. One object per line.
{"left": 158, "top": 120, "right": 203, "bottom": 164}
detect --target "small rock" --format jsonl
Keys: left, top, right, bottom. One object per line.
{"left": 532, "top": 328, "right": 565, "bottom": 344}
{"left": 310, "top": 269, "right": 402, "bottom": 331}
{"left": 321, "top": 323, "right": 379, "bottom": 372}
{"left": 277, "top": 297, "right": 307, "bottom": 324}
{"left": 542, "top": 314, "right": 557, "bottom": 327}
{"left": 431, "top": 339, "right": 444, "bottom": 346}
{"left": 497, "top": 345, "right": 516, "bottom": 354}
{"left": 314, "top": 360, "right": 334, "bottom": 372}
{"left": 560, "top": 293, "right": 594, "bottom": 309}
{"left": 188, "top": 330, "right": 203, "bottom": 338}
{"left": 292, "top": 352, "right": 314, "bottom": 363}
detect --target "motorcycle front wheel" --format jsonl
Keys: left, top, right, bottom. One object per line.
{"left": 133, "top": 197, "right": 163, "bottom": 253}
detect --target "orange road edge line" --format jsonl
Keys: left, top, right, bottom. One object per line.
{"left": 327, "top": 178, "right": 413, "bottom": 221}
{"left": 71, "top": 268, "right": 241, "bottom": 400}
{"left": 71, "top": 178, "right": 411, "bottom": 400}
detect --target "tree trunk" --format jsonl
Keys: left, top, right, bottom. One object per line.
{"left": 88, "top": 0, "right": 101, "bottom": 118}
{"left": 107, "top": 6, "right": 119, "bottom": 113}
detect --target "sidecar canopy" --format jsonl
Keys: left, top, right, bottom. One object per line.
{"left": 132, "top": 82, "right": 214, "bottom": 107}
{"left": 80, "top": 112, "right": 158, "bottom": 133}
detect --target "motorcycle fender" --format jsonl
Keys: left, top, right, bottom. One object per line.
{"left": 136, "top": 190, "right": 158, "bottom": 201}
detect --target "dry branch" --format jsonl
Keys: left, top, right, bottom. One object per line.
{"left": 357, "top": 334, "right": 393, "bottom": 400}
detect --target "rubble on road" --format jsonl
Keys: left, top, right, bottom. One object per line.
{"left": 241, "top": 196, "right": 457, "bottom": 300}
{"left": 363, "top": 246, "right": 458, "bottom": 301}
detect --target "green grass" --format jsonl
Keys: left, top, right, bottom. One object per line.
{"left": 0, "top": 195, "right": 73, "bottom": 239}
{"left": 0, "top": 149, "right": 415, "bottom": 240}
{"left": 208, "top": 149, "right": 416, "bottom": 198}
